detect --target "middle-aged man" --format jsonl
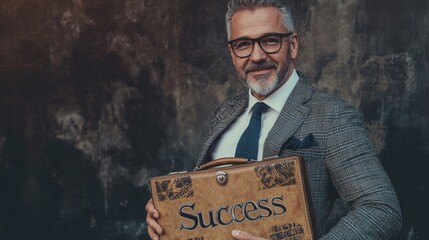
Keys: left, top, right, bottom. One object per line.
{"left": 146, "top": 0, "right": 402, "bottom": 239}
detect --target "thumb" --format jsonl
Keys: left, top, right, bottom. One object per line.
{"left": 231, "top": 230, "right": 268, "bottom": 240}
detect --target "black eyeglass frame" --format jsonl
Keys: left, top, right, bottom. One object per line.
{"left": 228, "top": 32, "right": 294, "bottom": 58}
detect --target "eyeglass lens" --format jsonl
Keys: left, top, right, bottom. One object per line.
{"left": 231, "top": 35, "right": 283, "bottom": 58}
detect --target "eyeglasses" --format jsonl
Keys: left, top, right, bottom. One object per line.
{"left": 228, "top": 33, "right": 294, "bottom": 58}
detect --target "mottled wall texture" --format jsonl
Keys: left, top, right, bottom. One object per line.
{"left": 0, "top": 0, "right": 427, "bottom": 239}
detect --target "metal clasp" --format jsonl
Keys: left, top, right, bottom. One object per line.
{"left": 216, "top": 171, "right": 228, "bottom": 186}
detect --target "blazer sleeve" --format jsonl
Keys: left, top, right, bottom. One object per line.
{"left": 320, "top": 102, "right": 402, "bottom": 239}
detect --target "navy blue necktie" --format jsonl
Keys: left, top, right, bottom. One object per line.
{"left": 235, "top": 102, "right": 269, "bottom": 160}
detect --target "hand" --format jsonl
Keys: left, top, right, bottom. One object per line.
{"left": 145, "top": 198, "right": 164, "bottom": 240}
{"left": 231, "top": 230, "right": 269, "bottom": 240}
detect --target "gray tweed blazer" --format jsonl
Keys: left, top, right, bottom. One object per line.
{"left": 196, "top": 75, "right": 402, "bottom": 239}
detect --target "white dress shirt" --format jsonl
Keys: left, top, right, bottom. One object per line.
{"left": 211, "top": 69, "right": 300, "bottom": 161}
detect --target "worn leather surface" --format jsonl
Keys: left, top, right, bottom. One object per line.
{"left": 150, "top": 156, "right": 313, "bottom": 240}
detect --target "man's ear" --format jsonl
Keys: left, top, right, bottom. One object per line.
{"left": 289, "top": 33, "right": 299, "bottom": 60}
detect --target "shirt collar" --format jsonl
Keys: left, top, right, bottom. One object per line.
{"left": 247, "top": 69, "right": 300, "bottom": 114}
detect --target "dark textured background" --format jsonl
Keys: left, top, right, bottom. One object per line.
{"left": 0, "top": 0, "right": 428, "bottom": 239}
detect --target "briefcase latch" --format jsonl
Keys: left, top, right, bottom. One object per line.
{"left": 216, "top": 171, "right": 228, "bottom": 186}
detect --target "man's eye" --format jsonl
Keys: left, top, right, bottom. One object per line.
{"left": 262, "top": 37, "right": 280, "bottom": 45}
{"left": 234, "top": 41, "right": 252, "bottom": 49}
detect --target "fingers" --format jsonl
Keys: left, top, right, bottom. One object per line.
{"left": 231, "top": 230, "right": 269, "bottom": 240}
{"left": 145, "top": 198, "right": 159, "bottom": 218}
{"left": 145, "top": 198, "right": 163, "bottom": 239}
{"left": 148, "top": 226, "right": 160, "bottom": 240}
{"left": 146, "top": 213, "right": 163, "bottom": 235}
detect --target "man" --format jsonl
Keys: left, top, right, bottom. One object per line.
{"left": 146, "top": 0, "right": 402, "bottom": 239}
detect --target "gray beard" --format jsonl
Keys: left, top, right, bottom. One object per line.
{"left": 238, "top": 63, "right": 289, "bottom": 96}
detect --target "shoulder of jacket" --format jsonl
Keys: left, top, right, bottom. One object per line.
{"left": 213, "top": 92, "right": 247, "bottom": 115}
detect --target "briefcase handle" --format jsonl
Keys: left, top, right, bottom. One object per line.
{"left": 195, "top": 157, "right": 256, "bottom": 171}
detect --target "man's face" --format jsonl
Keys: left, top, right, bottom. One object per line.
{"left": 228, "top": 7, "right": 298, "bottom": 99}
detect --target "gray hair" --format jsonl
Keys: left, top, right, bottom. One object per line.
{"left": 226, "top": 0, "right": 295, "bottom": 39}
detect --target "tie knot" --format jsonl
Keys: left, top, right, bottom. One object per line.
{"left": 251, "top": 102, "right": 269, "bottom": 119}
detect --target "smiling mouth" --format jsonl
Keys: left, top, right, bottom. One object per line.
{"left": 248, "top": 68, "right": 273, "bottom": 76}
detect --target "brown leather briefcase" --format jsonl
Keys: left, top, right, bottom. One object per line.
{"left": 149, "top": 156, "right": 313, "bottom": 240}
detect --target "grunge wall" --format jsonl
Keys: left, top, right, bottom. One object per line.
{"left": 0, "top": 0, "right": 427, "bottom": 239}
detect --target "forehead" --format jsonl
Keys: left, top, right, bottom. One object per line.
{"left": 230, "top": 7, "right": 287, "bottom": 39}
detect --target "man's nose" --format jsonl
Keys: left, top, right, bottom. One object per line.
{"left": 249, "top": 42, "right": 267, "bottom": 62}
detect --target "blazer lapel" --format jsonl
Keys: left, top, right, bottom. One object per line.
{"left": 196, "top": 94, "right": 248, "bottom": 166}
{"left": 263, "top": 76, "right": 313, "bottom": 158}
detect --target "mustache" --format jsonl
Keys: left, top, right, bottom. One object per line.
{"left": 244, "top": 62, "right": 278, "bottom": 73}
